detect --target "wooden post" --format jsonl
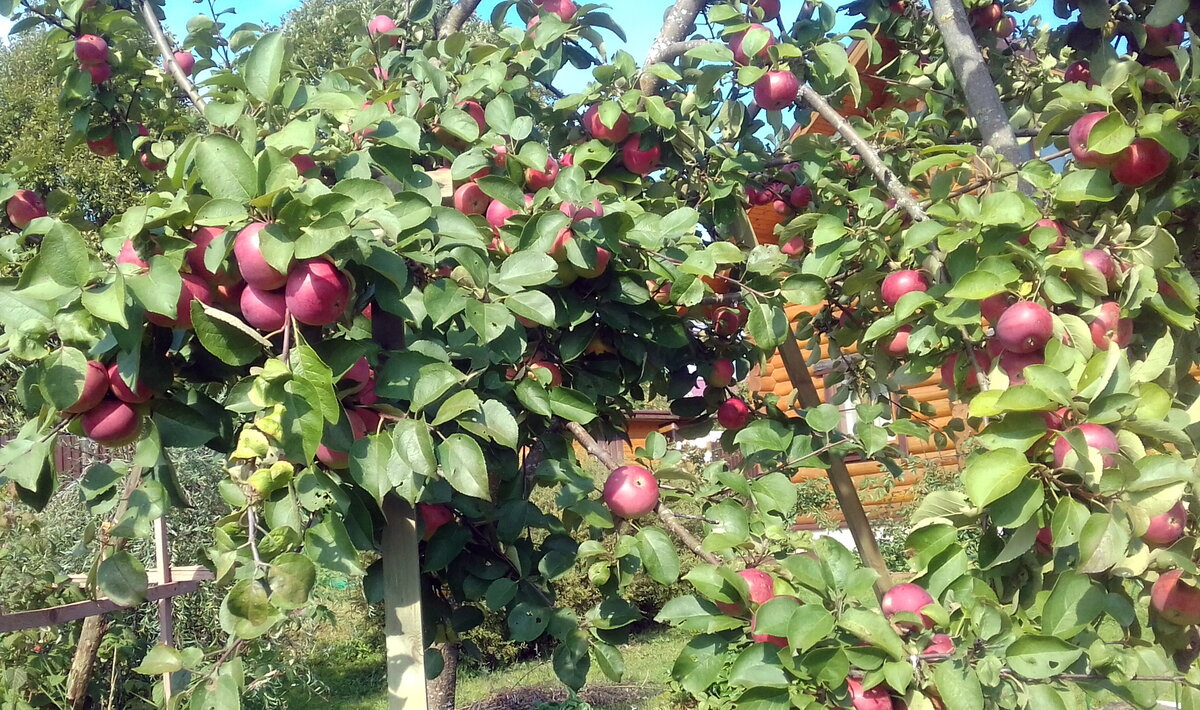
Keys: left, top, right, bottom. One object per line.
{"left": 777, "top": 332, "right": 894, "bottom": 598}
{"left": 154, "top": 516, "right": 176, "bottom": 700}
{"left": 382, "top": 496, "right": 428, "bottom": 710}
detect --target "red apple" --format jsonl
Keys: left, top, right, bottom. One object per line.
{"left": 285, "top": 258, "right": 351, "bottom": 326}
{"left": 749, "top": 0, "right": 781, "bottom": 20}
{"left": 87, "top": 134, "right": 117, "bottom": 157}
{"left": 291, "top": 154, "right": 318, "bottom": 174}
{"left": 728, "top": 24, "right": 775, "bottom": 65}
{"left": 648, "top": 280, "right": 672, "bottom": 305}
{"left": 576, "top": 247, "right": 611, "bottom": 279}
{"left": 186, "top": 226, "right": 232, "bottom": 284}
{"left": 1068, "top": 112, "right": 1118, "bottom": 169}
{"left": 148, "top": 273, "right": 213, "bottom": 329}
{"left": 1143, "top": 57, "right": 1180, "bottom": 94}
{"left": 81, "top": 399, "right": 140, "bottom": 446}
{"left": 529, "top": 360, "right": 562, "bottom": 387}
{"left": 418, "top": 503, "right": 455, "bottom": 541}
{"left": 772, "top": 199, "right": 790, "bottom": 216}
{"left": 883, "top": 326, "right": 912, "bottom": 358}
{"left": 995, "top": 301, "right": 1053, "bottom": 354}
{"left": 1053, "top": 423, "right": 1118, "bottom": 469}
{"left": 107, "top": 363, "right": 152, "bottom": 404}
{"left": 1021, "top": 218, "right": 1067, "bottom": 251}
{"left": 457, "top": 100, "right": 487, "bottom": 134}
{"left": 980, "top": 292, "right": 1016, "bottom": 323}
{"left": 560, "top": 200, "right": 604, "bottom": 221}
{"left": 924, "top": 633, "right": 955, "bottom": 655}
{"left": 753, "top": 70, "right": 800, "bottom": 111}
{"left": 1088, "top": 301, "right": 1132, "bottom": 349}
{"left": 368, "top": 14, "right": 397, "bottom": 43}
{"left": 74, "top": 34, "right": 109, "bottom": 65}
{"left": 540, "top": 0, "right": 577, "bottom": 21}
{"left": 969, "top": 3, "right": 1002, "bottom": 29}
{"left": 234, "top": 222, "right": 288, "bottom": 290}
{"left": 848, "top": 678, "right": 894, "bottom": 710}
{"left": 140, "top": 152, "right": 167, "bottom": 171}
{"left": 1111, "top": 138, "right": 1170, "bottom": 187}
{"left": 623, "top": 136, "right": 662, "bottom": 176}
{"left": 717, "top": 568, "right": 776, "bottom": 614}
{"left": 1082, "top": 248, "right": 1117, "bottom": 286}
{"left": 717, "top": 397, "right": 751, "bottom": 429}
{"left": 998, "top": 348, "right": 1044, "bottom": 385}
{"left": 1063, "top": 60, "right": 1094, "bottom": 86}
{"left": 881, "top": 269, "right": 928, "bottom": 307}
{"left": 940, "top": 349, "right": 989, "bottom": 393}
{"left": 709, "top": 359, "right": 735, "bottom": 388}
{"left": 453, "top": 182, "right": 489, "bottom": 215}
{"left": 789, "top": 185, "right": 813, "bottom": 210}
{"left": 750, "top": 614, "right": 788, "bottom": 647}
{"left": 995, "top": 15, "right": 1016, "bottom": 38}
{"left": 6, "top": 189, "right": 46, "bottom": 229}
{"left": 240, "top": 284, "right": 288, "bottom": 332}
{"left": 1143, "top": 21, "right": 1186, "bottom": 56}
{"left": 526, "top": 157, "right": 559, "bottom": 190}
{"left": 342, "top": 357, "right": 372, "bottom": 385}
{"left": 1151, "top": 570, "right": 1200, "bottom": 626}
{"left": 1143, "top": 501, "right": 1187, "bottom": 546}
{"left": 1036, "top": 526, "right": 1054, "bottom": 555}
{"left": 116, "top": 239, "right": 149, "bottom": 270}
{"left": 84, "top": 61, "right": 111, "bottom": 85}
{"left": 63, "top": 360, "right": 111, "bottom": 414}
{"left": 171, "top": 51, "right": 195, "bottom": 76}
{"left": 881, "top": 583, "right": 935, "bottom": 630}
{"left": 711, "top": 306, "right": 746, "bottom": 336}
{"left": 602, "top": 464, "right": 660, "bottom": 518}
{"left": 582, "top": 103, "right": 631, "bottom": 143}
{"left": 316, "top": 407, "right": 367, "bottom": 469}
{"left": 780, "top": 236, "right": 805, "bottom": 255}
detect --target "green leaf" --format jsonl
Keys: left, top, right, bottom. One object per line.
{"left": 479, "top": 400, "right": 519, "bottom": 449}
{"left": 508, "top": 602, "right": 550, "bottom": 642}
{"left": 806, "top": 403, "right": 842, "bottom": 432}
{"left": 304, "top": 514, "right": 365, "bottom": 576}
{"left": 746, "top": 304, "right": 788, "bottom": 350}
{"left": 220, "top": 578, "right": 282, "bottom": 639}
{"left": 505, "top": 290, "right": 556, "bottom": 326}
{"left": 945, "top": 271, "right": 1006, "bottom": 299}
{"left": 1005, "top": 636, "right": 1084, "bottom": 680}
{"left": 245, "top": 32, "right": 286, "bottom": 102}
{"left": 552, "top": 632, "right": 590, "bottom": 691}
{"left": 431, "top": 389, "right": 480, "bottom": 426}
{"left": 134, "top": 645, "right": 184, "bottom": 675}
{"left": 196, "top": 135, "right": 258, "bottom": 201}
{"left": 349, "top": 433, "right": 397, "bottom": 505}
{"left": 548, "top": 388, "right": 596, "bottom": 424}
{"left": 656, "top": 595, "right": 743, "bottom": 633}
{"left": 1085, "top": 113, "right": 1134, "bottom": 156}
{"left": 267, "top": 552, "right": 316, "bottom": 611}
{"left": 932, "top": 660, "right": 985, "bottom": 710}
{"left": 98, "top": 550, "right": 147, "bottom": 607}
{"left": 1077, "top": 512, "right": 1130, "bottom": 574}
{"left": 192, "top": 302, "right": 266, "bottom": 365}
{"left": 637, "top": 527, "right": 680, "bottom": 585}
{"left": 1055, "top": 169, "right": 1115, "bottom": 203}
{"left": 728, "top": 644, "right": 789, "bottom": 688}
{"left": 702, "top": 500, "right": 750, "bottom": 551}
{"left": 40, "top": 346, "right": 87, "bottom": 410}
{"left": 962, "top": 449, "right": 1031, "bottom": 508}
{"left": 838, "top": 608, "right": 905, "bottom": 660}
{"left": 1042, "top": 572, "right": 1106, "bottom": 638}
{"left": 787, "top": 604, "right": 837, "bottom": 652}
{"left": 438, "top": 433, "right": 490, "bottom": 500}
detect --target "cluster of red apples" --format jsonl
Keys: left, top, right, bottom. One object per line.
{"left": 1064, "top": 20, "right": 1187, "bottom": 97}
{"left": 1068, "top": 111, "right": 1171, "bottom": 187}
{"left": 722, "top": 2, "right": 803, "bottom": 113}
{"left": 968, "top": 2, "right": 1016, "bottom": 39}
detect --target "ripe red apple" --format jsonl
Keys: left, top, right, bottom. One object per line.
{"left": 980, "top": 292, "right": 1016, "bottom": 323}
{"left": 453, "top": 182, "right": 489, "bottom": 215}
{"left": 6, "top": 189, "right": 46, "bottom": 229}
{"left": 789, "top": 185, "right": 813, "bottom": 210}
{"left": 1111, "top": 138, "right": 1170, "bottom": 187}
{"left": 1021, "top": 218, "right": 1067, "bottom": 252}
{"left": 560, "top": 200, "right": 604, "bottom": 221}
{"left": 709, "top": 359, "right": 735, "bottom": 388}
{"left": 717, "top": 568, "right": 776, "bottom": 614}
{"left": 602, "top": 464, "right": 660, "bottom": 518}
{"left": 234, "top": 222, "right": 288, "bottom": 290}
{"left": 1082, "top": 248, "right": 1117, "bottom": 286}
{"left": 316, "top": 407, "right": 367, "bottom": 469}
{"left": 753, "top": 70, "right": 800, "bottom": 111}
{"left": 1036, "top": 526, "right": 1054, "bottom": 555}
{"left": 994, "top": 15, "right": 1016, "bottom": 38}
{"left": 1151, "top": 570, "right": 1200, "bottom": 626}
{"left": 998, "top": 348, "right": 1044, "bottom": 385}
{"left": 186, "top": 226, "right": 232, "bottom": 284}
{"left": 74, "top": 34, "right": 109, "bottom": 65}
{"left": 148, "top": 273, "right": 213, "bottom": 329}
{"left": 648, "top": 280, "right": 672, "bottom": 305}
{"left": 881, "top": 269, "right": 928, "bottom": 307}
{"left": 576, "top": 247, "right": 611, "bottom": 279}
{"left": 940, "top": 349, "right": 989, "bottom": 393}
{"left": 140, "top": 152, "right": 167, "bottom": 171}
{"left": 1143, "top": 57, "right": 1180, "bottom": 94}
{"left": 750, "top": 616, "right": 788, "bottom": 647}
{"left": 1143, "top": 501, "right": 1187, "bottom": 546}
{"left": 240, "top": 284, "right": 288, "bottom": 332}
{"left": 1052, "top": 423, "right": 1119, "bottom": 469}
{"left": 285, "top": 258, "right": 351, "bottom": 326}
{"left": 540, "top": 0, "right": 577, "bottom": 21}
{"left": 87, "top": 134, "right": 117, "bottom": 157}
{"left": 418, "top": 503, "right": 455, "bottom": 541}
{"left": 291, "top": 154, "right": 318, "bottom": 174}
{"left": 525, "top": 157, "right": 559, "bottom": 191}
{"left": 171, "top": 51, "right": 195, "bottom": 76}
{"left": 848, "top": 678, "right": 894, "bottom": 710}
{"left": 342, "top": 357, "right": 372, "bottom": 385}
{"left": 924, "top": 633, "right": 955, "bottom": 655}
{"left": 84, "top": 61, "right": 111, "bottom": 85}
{"left": 1063, "top": 60, "right": 1094, "bottom": 86}
{"left": 717, "top": 397, "right": 751, "bottom": 430}
{"left": 107, "top": 365, "right": 153, "bottom": 407}
{"left": 81, "top": 399, "right": 140, "bottom": 446}
{"left": 772, "top": 199, "right": 790, "bottom": 216}
{"left": 582, "top": 103, "right": 631, "bottom": 143}
{"left": 1068, "top": 112, "right": 1118, "bottom": 169}
{"left": 710, "top": 306, "right": 747, "bottom": 337}
{"left": 728, "top": 24, "right": 775, "bottom": 65}
{"left": 995, "top": 301, "right": 1053, "bottom": 354}
{"left": 622, "top": 136, "right": 662, "bottom": 176}
{"left": 1143, "top": 21, "right": 1185, "bottom": 55}
{"left": 969, "top": 3, "right": 1002, "bottom": 29}
{"left": 116, "top": 239, "right": 150, "bottom": 270}
{"left": 1089, "top": 301, "right": 1132, "bottom": 349}
{"left": 528, "top": 360, "right": 562, "bottom": 387}
{"left": 881, "top": 583, "right": 935, "bottom": 630}
{"left": 780, "top": 236, "right": 805, "bottom": 256}
{"left": 458, "top": 100, "right": 487, "bottom": 134}
{"left": 368, "top": 14, "right": 397, "bottom": 43}
{"left": 884, "top": 326, "right": 912, "bottom": 358}
{"left": 749, "top": 0, "right": 781, "bottom": 20}
{"left": 64, "top": 360, "right": 111, "bottom": 414}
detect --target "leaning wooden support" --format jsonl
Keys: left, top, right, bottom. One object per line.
{"left": 383, "top": 495, "right": 429, "bottom": 710}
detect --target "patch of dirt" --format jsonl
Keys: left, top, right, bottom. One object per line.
{"left": 459, "top": 683, "right": 659, "bottom": 710}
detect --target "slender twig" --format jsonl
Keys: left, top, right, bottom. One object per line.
{"left": 139, "top": 0, "right": 207, "bottom": 111}
{"left": 245, "top": 506, "right": 264, "bottom": 569}
{"left": 563, "top": 420, "right": 722, "bottom": 565}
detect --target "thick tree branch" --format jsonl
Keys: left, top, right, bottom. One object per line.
{"left": 639, "top": 0, "right": 712, "bottom": 94}
{"left": 795, "top": 85, "right": 926, "bottom": 223}
{"left": 652, "top": 39, "right": 710, "bottom": 64}
{"left": 927, "top": 0, "right": 1031, "bottom": 170}
{"left": 139, "top": 0, "right": 206, "bottom": 111}
{"left": 439, "top": 0, "right": 483, "bottom": 39}
{"left": 563, "top": 420, "right": 721, "bottom": 566}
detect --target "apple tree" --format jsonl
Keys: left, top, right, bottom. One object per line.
{"left": 0, "top": 0, "right": 1198, "bottom": 708}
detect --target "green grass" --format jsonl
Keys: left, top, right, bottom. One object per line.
{"left": 281, "top": 627, "right": 687, "bottom": 709}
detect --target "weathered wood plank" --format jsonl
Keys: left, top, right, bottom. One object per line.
{"left": 383, "top": 495, "right": 428, "bottom": 710}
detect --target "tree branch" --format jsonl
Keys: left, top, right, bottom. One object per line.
{"left": 795, "top": 84, "right": 926, "bottom": 223}
{"left": 652, "top": 39, "right": 710, "bottom": 64}
{"left": 563, "top": 420, "right": 721, "bottom": 566}
{"left": 438, "top": 0, "right": 483, "bottom": 39}
{"left": 139, "top": 0, "right": 206, "bottom": 111}
{"left": 639, "top": 0, "right": 712, "bottom": 94}
{"left": 927, "top": 0, "right": 1031, "bottom": 171}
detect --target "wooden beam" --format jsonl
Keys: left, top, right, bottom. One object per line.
{"left": 67, "top": 566, "right": 213, "bottom": 586}
{"left": 0, "top": 579, "right": 206, "bottom": 634}
{"left": 777, "top": 332, "right": 894, "bottom": 598}
{"left": 154, "top": 516, "right": 176, "bottom": 700}
{"left": 383, "top": 496, "right": 428, "bottom": 710}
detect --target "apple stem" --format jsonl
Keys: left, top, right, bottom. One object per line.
{"left": 138, "top": 0, "right": 207, "bottom": 111}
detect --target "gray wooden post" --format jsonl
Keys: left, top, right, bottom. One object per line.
{"left": 382, "top": 496, "right": 428, "bottom": 710}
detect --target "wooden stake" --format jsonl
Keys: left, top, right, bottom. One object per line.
{"left": 777, "top": 332, "right": 894, "bottom": 598}
{"left": 154, "top": 516, "right": 176, "bottom": 700}
{"left": 383, "top": 496, "right": 428, "bottom": 710}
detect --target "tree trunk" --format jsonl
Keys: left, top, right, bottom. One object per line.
{"left": 66, "top": 615, "right": 109, "bottom": 709}
{"left": 426, "top": 643, "right": 459, "bottom": 710}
